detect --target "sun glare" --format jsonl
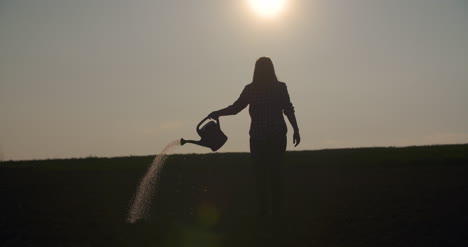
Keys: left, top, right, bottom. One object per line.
{"left": 249, "top": 0, "right": 287, "bottom": 18}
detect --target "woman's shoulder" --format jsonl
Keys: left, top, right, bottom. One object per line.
{"left": 277, "top": 81, "right": 288, "bottom": 90}
{"left": 246, "top": 81, "right": 287, "bottom": 86}
{"left": 244, "top": 81, "right": 287, "bottom": 93}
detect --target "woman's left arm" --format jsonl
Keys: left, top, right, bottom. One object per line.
{"left": 282, "top": 84, "right": 301, "bottom": 147}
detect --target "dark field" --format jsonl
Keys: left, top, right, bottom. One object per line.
{"left": 1, "top": 144, "right": 468, "bottom": 247}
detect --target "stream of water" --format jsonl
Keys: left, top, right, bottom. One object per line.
{"left": 127, "top": 139, "right": 180, "bottom": 223}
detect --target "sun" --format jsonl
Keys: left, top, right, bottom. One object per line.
{"left": 248, "top": 0, "right": 287, "bottom": 18}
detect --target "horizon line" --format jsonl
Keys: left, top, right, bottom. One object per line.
{"left": 2, "top": 143, "right": 467, "bottom": 163}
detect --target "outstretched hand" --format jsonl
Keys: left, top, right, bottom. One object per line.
{"left": 293, "top": 131, "right": 301, "bottom": 147}
{"left": 208, "top": 111, "right": 220, "bottom": 120}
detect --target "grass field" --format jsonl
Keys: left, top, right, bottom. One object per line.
{"left": 1, "top": 144, "right": 468, "bottom": 247}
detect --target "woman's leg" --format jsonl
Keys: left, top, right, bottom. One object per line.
{"left": 269, "top": 135, "right": 286, "bottom": 221}
{"left": 251, "top": 135, "right": 286, "bottom": 220}
{"left": 250, "top": 138, "right": 269, "bottom": 218}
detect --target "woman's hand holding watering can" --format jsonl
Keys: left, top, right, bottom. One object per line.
{"left": 208, "top": 111, "right": 220, "bottom": 120}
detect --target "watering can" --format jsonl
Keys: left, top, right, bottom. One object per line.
{"left": 180, "top": 116, "right": 228, "bottom": 152}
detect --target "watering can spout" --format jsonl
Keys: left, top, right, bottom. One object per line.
{"left": 180, "top": 138, "right": 208, "bottom": 148}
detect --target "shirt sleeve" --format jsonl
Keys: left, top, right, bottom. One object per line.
{"left": 282, "top": 83, "right": 295, "bottom": 117}
{"left": 216, "top": 86, "right": 249, "bottom": 116}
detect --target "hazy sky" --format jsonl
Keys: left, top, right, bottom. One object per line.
{"left": 1, "top": 0, "right": 467, "bottom": 160}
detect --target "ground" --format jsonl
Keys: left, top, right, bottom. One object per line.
{"left": 1, "top": 144, "right": 467, "bottom": 247}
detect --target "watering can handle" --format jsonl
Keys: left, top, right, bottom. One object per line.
{"left": 196, "top": 116, "right": 220, "bottom": 135}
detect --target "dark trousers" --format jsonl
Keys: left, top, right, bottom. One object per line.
{"left": 250, "top": 134, "right": 286, "bottom": 220}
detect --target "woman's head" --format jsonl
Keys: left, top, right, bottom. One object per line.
{"left": 252, "top": 57, "right": 278, "bottom": 84}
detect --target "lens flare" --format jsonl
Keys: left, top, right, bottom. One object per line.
{"left": 249, "top": 0, "right": 287, "bottom": 17}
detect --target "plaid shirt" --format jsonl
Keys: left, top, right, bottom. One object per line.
{"left": 217, "top": 81, "right": 295, "bottom": 138}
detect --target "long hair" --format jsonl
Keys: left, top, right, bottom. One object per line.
{"left": 252, "top": 57, "right": 278, "bottom": 84}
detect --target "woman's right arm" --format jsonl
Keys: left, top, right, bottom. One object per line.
{"left": 208, "top": 86, "right": 249, "bottom": 119}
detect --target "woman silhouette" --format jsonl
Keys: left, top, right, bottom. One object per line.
{"left": 208, "top": 57, "right": 300, "bottom": 222}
